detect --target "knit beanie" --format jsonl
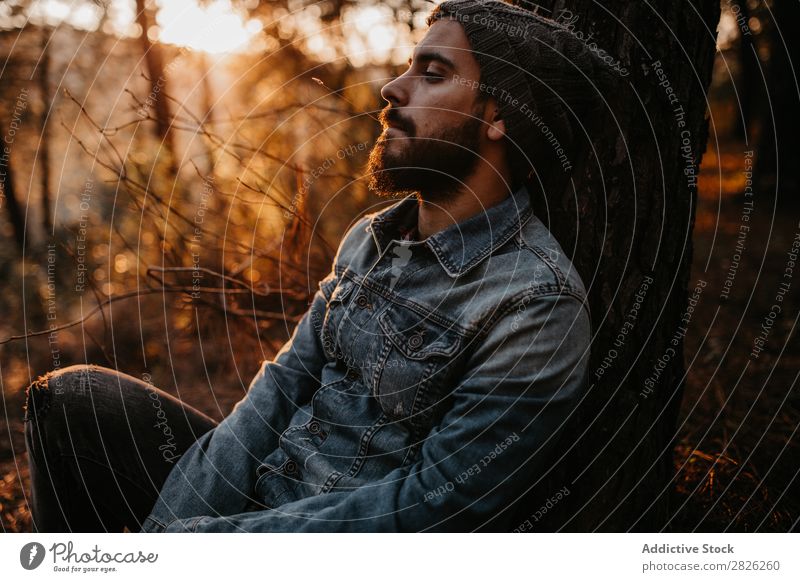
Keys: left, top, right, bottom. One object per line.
{"left": 427, "top": 0, "right": 612, "bottom": 181}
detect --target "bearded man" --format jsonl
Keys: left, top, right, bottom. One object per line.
{"left": 25, "top": 0, "right": 609, "bottom": 532}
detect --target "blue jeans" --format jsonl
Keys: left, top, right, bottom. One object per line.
{"left": 24, "top": 364, "right": 217, "bottom": 532}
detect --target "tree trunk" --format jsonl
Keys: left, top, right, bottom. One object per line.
{"left": 0, "top": 136, "right": 26, "bottom": 251}
{"left": 754, "top": 0, "right": 800, "bottom": 195}
{"left": 199, "top": 53, "right": 217, "bottom": 176}
{"left": 731, "top": 0, "right": 756, "bottom": 141}
{"left": 134, "top": 0, "right": 177, "bottom": 173}
{"left": 38, "top": 25, "right": 53, "bottom": 235}
{"left": 509, "top": 0, "right": 719, "bottom": 531}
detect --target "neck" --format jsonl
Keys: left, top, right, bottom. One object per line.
{"left": 415, "top": 160, "right": 513, "bottom": 240}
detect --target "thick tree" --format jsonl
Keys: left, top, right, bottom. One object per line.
{"left": 37, "top": 24, "right": 52, "bottom": 235}
{"left": 753, "top": 0, "right": 800, "bottom": 194}
{"left": 504, "top": 0, "right": 720, "bottom": 531}
{"left": 0, "top": 128, "right": 26, "bottom": 252}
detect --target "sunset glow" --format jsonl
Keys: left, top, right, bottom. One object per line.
{"left": 156, "top": 0, "right": 263, "bottom": 54}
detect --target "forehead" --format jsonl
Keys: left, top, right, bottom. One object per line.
{"left": 412, "top": 19, "right": 479, "bottom": 73}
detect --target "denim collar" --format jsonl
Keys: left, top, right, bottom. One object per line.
{"left": 366, "top": 183, "right": 534, "bottom": 278}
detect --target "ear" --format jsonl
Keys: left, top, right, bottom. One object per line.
{"left": 483, "top": 97, "right": 506, "bottom": 142}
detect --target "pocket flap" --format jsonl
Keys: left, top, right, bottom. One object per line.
{"left": 328, "top": 281, "right": 354, "bottom": 304}
{"left": 378, "top": 307, "right": 462, "bottom": 360}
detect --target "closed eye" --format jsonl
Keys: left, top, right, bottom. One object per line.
{"left": 422, "top": 71, "right": 444, "bottom": 82}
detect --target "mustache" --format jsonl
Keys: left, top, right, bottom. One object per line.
{"left": 380, "top": 107, "right": 415, "bottom": 134}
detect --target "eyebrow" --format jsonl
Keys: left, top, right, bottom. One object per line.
{"left": 407, "top": 50, "right": 457, "bottom": 71}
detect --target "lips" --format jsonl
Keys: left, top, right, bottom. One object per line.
{"left": 381, "top": 108, "right": 412, "bottom": 135}
{"left": 384, "top": 117, "right": 407, "bottom": 130}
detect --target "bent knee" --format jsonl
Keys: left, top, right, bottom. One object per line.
{"left": 24, "top": 365, "right": 95, "bottom": 423}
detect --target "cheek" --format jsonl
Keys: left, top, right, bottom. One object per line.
{"left": 410, "top": 92, "right": 448, "bottom": 132}
{"left": 426, "top": 97, "right": 477, "bottom": 132}
{"left": 413, "top": 105, "right": 448, "bottom": 136}
{"left": 416, "top": 112, "right": 462, "bottom": 140}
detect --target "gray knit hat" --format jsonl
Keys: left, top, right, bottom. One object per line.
{"left": 427, "top": 0, "right": 611, "bottom": 179}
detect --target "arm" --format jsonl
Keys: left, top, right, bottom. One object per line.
{"left": 140, "top": 268, "right": 337, "bottom": 530}
{"left": 159, "top": 291, "right": 592, "bottom": 532}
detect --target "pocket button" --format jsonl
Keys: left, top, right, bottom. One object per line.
{"left": 407, "top": 332, "right": 424, "bottom": 350}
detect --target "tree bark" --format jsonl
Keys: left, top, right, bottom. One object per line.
{"left": 0, "top": 137, "right": 26, "bottom": 251}
{"left": 754, "top": 0, "right": 800, "bottom": 195}
{"left": 38, "top": 25, "right": 52, "bottom": 235}
{"left": 135, "top": 0, "right": 177, "bottom": 173}
{"left": 508, "top": 0, "right": 720, "bottom": 531}
{"left": 730, "top": 0, "right": 756, "bottom": 141}
{"left": 199, "top": 53, "right": 217, "bottom": 176}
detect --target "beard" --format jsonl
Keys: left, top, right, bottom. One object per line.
{"left": 366, "top": 107, "right": 484, "bottom": 203}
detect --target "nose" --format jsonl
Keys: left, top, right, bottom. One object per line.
{"left": 380, "top": 72, "right": 409, "bottom": 107}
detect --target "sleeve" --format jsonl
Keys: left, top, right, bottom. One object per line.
{"left": 140, "top": 266, "right": 340, "bottom": 531}
{"left": 156, "top": 291, "right": 592, "bottom": 532}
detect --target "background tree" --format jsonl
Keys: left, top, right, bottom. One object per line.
{"left": 503, "top": 0, "right": 721, "bottom": 531}
{"left": 37, "top": 25, "right": 52, "bottom": 234}
{"left": 752, "top": 0, "right": 800, "bottom": 195}
{"left": 134, "top": 0, "right": 177, "bottom": 174}
{"left": 0, "top": 26, "right": 29, "bottom": 252}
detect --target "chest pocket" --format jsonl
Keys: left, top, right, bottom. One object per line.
{"left": 321, "top": 280, "right": 355, "bottom": 362}
{"left": 373, "top": 305, "right": 464, "bottom": 422}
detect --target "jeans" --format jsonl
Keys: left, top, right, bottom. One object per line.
{"left": 23, "top": 364, "right": 217, "bottom": 532}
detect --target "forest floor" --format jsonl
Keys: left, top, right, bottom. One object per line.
{"left": 668, "top": 145, "right": 799, "bottom": 531}
{"left": 1, "top": 145, "right": 797, "bottom": 532}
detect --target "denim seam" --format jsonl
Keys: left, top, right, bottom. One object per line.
{"left": 425, "top": 207, "right": 533, "bottom": 278}
{"left": 377, "top": 255, "right": 429, "bottom": 288}
{"left": 480, "top": 290, "right": 588, "bottom": 340}
{"left": 374, "top": 330, "right": 427, "bottom": 420}
{"left": 325, "top": 414, "right": 388, "bottom": 491}
{"left": 320, "top": 470, "right": 342, "bottom": 494}
{"left": 520, "top": 241, "right": 568, "bottom": 288}
{"left": 253, "top": 463, "right": 282, "bottom": 490}
{"left": 400, "top": 442, "right": 419, "bottom": 466}
{"left": 377, "top": 310, "right": 463, "bottom": 361}
{"left": 306, "top": 378, "right": 346, "bottom": 447}
{"left": 371, "top": 340, "right": 393, "bottom": 397}
{"left": 321, "top": 283, "right": 355, "bottom": 362}
{"left": 254, "top": 459, "right": 293, "bottom": 507}
{"left": 310, "top": 377, "right": 348, "bottom": 410}
{"left": 319, "top": 277, "right": 338, "bottom": 302}
{"left": 407, "top": 360, "right": 437, "bottom": 443}
{"left": 349, "top": 414, "right": 388, "bottom": 478}
{"left": 328, "top": 280, "right": 354, "bottom": 305}
{"left": 342, "top": 271, "right": 468, "bottom": 333}
{"left": 472, "top": 286, "right": 559, "bottom": 338}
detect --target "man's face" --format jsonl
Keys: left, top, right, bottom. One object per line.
{"left": 367, "top": 19, "right": 489, "bottom": 201}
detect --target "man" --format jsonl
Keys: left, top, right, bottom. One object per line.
{"left": 25, "top": 0, "right": 607, "bottom": 532}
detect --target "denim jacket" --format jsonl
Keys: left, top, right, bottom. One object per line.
{"left": 141, "top": 183, "right": 591, "bottom": 532}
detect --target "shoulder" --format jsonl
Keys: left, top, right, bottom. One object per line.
{"left": 516, "top": 214, "right": 588, "bottom": 303}
{"left": 467, "top": 213, "right": 590, "bottom": 327}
